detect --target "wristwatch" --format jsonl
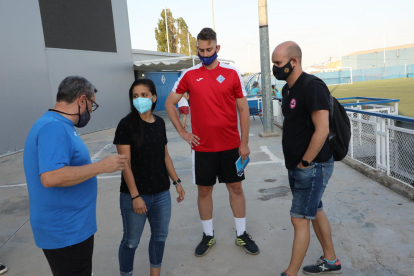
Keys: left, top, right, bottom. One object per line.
{"left": 173, "top": 178, "right": 181, "bottom": 185}
{"left": 301, "top": 159, "right": 310, "bottom": 167}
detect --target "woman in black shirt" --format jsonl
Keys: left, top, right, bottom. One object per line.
{"left": 114, "top": 79, "right": 185, "bottom": 276}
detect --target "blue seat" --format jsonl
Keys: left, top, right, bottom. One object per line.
{"left": 249, "top": 107, "right": 263, "bottom": 124}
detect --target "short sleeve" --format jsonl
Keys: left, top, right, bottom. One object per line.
{"left": 233, "top": 69, "right": 247, "bottom": 98}
{"left": 38, "top": 122, "right": 72, "bottom": 175}
{"left": 305, "top": 80, "right": 331, "bottom": 112}
{"left": 173, "top": 71, "right": 189, "bottom": 94}
{"left": 113, "top": 118, "right": 132, "bottom": 145}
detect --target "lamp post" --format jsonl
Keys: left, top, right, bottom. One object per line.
{"left": 165, "top": 7, "right": 170, "bottom": 53}
{"left": 258, "top": 0, "right": 277, "bottom": 136}
{"left": 211, "top": 0, "right": 216, "bottom": 31}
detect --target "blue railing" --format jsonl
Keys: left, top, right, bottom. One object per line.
{"left": 338, "top": 96, "right": 400, "bottom": 107}
{"left": 344, "top": 108, "right": 414, "bottom": 124}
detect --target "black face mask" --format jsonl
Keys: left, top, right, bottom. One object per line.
{"left": 273, "top": 59, "right": 294, "bottom": 81}
{"left": 49, "top": 100, "right": 91, "bottom": 128}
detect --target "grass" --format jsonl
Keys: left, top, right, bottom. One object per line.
{"left": 328, "top": 78, "right": 414, "bottom": 117}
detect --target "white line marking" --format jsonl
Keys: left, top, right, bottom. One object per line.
{"left": 0, "top": 183, "right": 28, "bottom": 188}
{"left": 258, "top": 146, "right": 284, "bottom": 163}
{"left": 249, "top": 161, "right": 279, "bottom": 166}
{"left": 96, "top": 175, "right": 121, "bottom": 180}
{"left": 91, "top": 143, "right": 113, "bottom": 161}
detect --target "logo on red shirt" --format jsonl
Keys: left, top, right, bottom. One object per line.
{"left": 216, "top": 75, "right": 225, "bottom": 83}
{"left": 290, "top": 99, "right": 296, "bottom": 109}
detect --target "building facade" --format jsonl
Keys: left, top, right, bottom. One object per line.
{"left": 0, "top": 0, "right": 134, "bottom": 156}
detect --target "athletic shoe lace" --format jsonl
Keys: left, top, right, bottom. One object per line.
{"left": 315, "top": 258, "right": 325, "bottom": 266}
{"left": 202, "top": 233, "right": 212, "bottom": 243}
{"left": 242, "top": 232, "right": 255, "bottom": 242}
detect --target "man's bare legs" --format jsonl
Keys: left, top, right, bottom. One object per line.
{"left": 225, "top": 182, "right": 245, "bottom": 218}
{"left": 311, "top": 210, "right": 336, "bottom": 261}
{"left": 285, "top": 217, "right": 311, "bottom": 276}
{"left": 197, "top": 185, "right": 214, "bottom": 220}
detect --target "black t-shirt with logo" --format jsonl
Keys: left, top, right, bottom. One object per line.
{"left": 113, "top": 113, "right": 170, "bottom": 194}
{"left": 281, "top": 73, "right": 332, "bottom": 170}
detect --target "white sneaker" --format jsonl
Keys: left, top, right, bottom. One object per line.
{"left": 0, "top": 263, "right": 7, "bottom": 275}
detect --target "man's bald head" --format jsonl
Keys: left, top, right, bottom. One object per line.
{"left": 273, "top": 41, "right": 302, "bottom": 65}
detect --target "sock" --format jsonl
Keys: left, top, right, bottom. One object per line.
{"left": 201, "top": 219, "right": 213, "bottom": 236}
{"left": 234, "top": 217, "right": 246, "bottom": 236}
{"left": 324, "top": 257, "right": 338, "bottom": 265}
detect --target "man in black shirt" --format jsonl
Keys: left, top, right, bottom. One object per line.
{"left": 272, "top": 41, "right": 342, "bottom": 276}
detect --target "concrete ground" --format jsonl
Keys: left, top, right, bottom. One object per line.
{"left": 0, "top": 111, "right": 413, "bottom": 276}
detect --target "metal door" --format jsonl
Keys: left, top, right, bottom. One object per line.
{"left": 144, "top": 72, "right": 181, "bottom": 112}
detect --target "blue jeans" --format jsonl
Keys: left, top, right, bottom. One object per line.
{"left": 119, "top": 190, "right": 171, "bottom": 275}
{"left": 288, "top": 157, "right": 334, "bottom": 220}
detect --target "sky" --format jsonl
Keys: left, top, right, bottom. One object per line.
{"left": 126, "top": 0, "right": 414, "bottom": 74}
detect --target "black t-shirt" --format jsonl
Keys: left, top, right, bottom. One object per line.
{"left": 113, "top": 113, "right": 170, "bottom": 194}
{"left": 281, "top": 73, "right": 332, "bottom": 170}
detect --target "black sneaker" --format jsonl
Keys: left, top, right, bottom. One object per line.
{"left": 303, "top": 256, "right": 342, "bottom": 274}
{"left": 0, "top": 263, "right": 7, "bottom": 275}
{"left": 235, "top": 231, "right": 260, "bottom": 255}
{"left": 195, "top": 232, "right": 215, "bottom": 257}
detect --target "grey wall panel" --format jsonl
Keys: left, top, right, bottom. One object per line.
{"left": 45, "top": 49, "right": 133, "bottom": 134}
{"left": 39, "top": 0, "right": 117, "bottom": 53}
{"left": 0, "top": 0, "right": 53, "bottom": 156}
{"left": 44, "top": 0, "right": 134, "bottom": 135}
{"left": 0, "top": 0, "right": 134, "bottom": 156}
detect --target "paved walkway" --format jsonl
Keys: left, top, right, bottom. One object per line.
{"left": 0, "top": 112, "right": 413, "bottom": 276}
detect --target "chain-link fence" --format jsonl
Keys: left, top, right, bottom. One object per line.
{"left": 273, "top": 103, "right": 414, "bottom": 187}
{"left": 348, "top": 115, "right": 377, "bottom": 169}
{"left": 387, "top": 126, "right": 414, "bottom": 186}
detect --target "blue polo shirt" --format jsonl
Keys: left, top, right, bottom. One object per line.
{"left": 23, "top": 111, "right": 97, "bottom": 249}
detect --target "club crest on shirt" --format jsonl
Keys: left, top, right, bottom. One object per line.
{"left": 290, "top": 98, "right": 296, "bottom": 109}
{"left": 74, "top": 131, "right": 78, "bottom": 136}
{"left": 216, "top": 75, "right": 225, "bottom": 83}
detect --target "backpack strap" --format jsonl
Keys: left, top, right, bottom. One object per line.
{"left": 301, "top": 73, "right": 333, "bottom": 126}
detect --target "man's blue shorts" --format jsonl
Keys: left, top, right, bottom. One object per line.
{"left": 288, "top": 157, "right": 334, "bottom": 220}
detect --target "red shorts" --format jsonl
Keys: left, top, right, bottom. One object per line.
{"left": 179, "top": 106, "right": 189, "bottom": 114}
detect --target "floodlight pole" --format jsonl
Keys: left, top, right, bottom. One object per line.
{"left": 165, "top": 7, "right": 170, "bottom": 53}
{"left": 248, "top": 44, "right": 251, "bottom": 74}
{"left": 211, "top": 0, "right": 216, "bottom": 31}
{"left": 187, "top": 32, "right": 191, "bottom": 56}
{"left": 258, "top": 0, "right": 277, "bottom": 136}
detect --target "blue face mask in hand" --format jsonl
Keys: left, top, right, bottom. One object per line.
{"left": 133, "top": 96, "right": 154, "bottom": 114}
{"left": 198, "top": 51, "right": 218, "bottom": 66}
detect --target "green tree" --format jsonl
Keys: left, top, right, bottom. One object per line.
{"left": 176, "top": 17, "right": 197, "bottom": 56}
{"left": 154, "top": 9, "right": 177, "bottom": 53}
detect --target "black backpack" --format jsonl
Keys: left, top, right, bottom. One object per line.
{"left": 301, "top": 74, "right": 351, "bottom": 161}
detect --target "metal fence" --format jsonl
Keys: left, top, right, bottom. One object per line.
{"left": 313, "top": 64, "right": 414, "bottom": 85}
{"left": 272, "top": 97, "right": 414, "bottom": 187}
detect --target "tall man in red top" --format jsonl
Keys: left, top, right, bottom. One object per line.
{"left": 165, "top": 28, "right": 259, "bottom": 257}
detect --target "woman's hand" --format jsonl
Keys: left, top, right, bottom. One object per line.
{"left": 176, "top": 184, "right": 185, "bottom": 203}
{"left": 132, "top": 197, "right": 147, "bottom": 214}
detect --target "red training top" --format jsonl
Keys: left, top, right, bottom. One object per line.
{"left": 173, "top": 62, "right": 247, "bottom": 152}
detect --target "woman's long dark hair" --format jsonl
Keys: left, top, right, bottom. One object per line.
{"left": 128, "top": 79, "right": 157, "bottom": 150}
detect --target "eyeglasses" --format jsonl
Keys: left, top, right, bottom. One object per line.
{"left": 87, "top": 98, "right": 99, "bottom": 111}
